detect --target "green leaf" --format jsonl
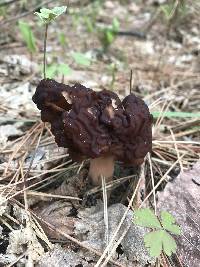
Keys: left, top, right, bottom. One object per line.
{"left": 71, "top": 52, "right": 91, "bottom": 66}
{"left": 84, "top": 16, "right": 94, "bottom": 33}
{"left": 57, "top": 63, "right": 72, "bottom": 75}
{"left": 35, "top": 8, "right": 53, "bottom": 23}
{"left": 151, "top": 111, "right": 200, "bottom": 118}
{"left": 58, "top": 32, "right": 67, "bottom": 46}
{"left": 144, "top": 230, "right": 162, "bottom": 257}
{"left": 18, "top": 20, "right": 36, "bottom": 53}
{"left": 144, "top": 230, "right": 177, "bottom": 257}
{"left": 112, "top": 18, "right": 120, "bottom": 32}
{"left": 134, "top": 208, "right": 162, "bottom": 229}
{"left": 106, "top": 30, "right": 114, "bottom": 45}
{"left": 160, "top": 211, "right": 181, "bottom": 235}
{"left": 0, "top": 6, "right": 7, "bottom": 17}
{"left": 160, "top": 4, "right": 174, "bottom": 20}
{"left": 52, "top": 6, "right": 67, "bottom": 16}
{"left": 46, "top": 64, "right": 58, "bottom": 78}
{"left": 35, "top": 6, "right": 67, "bottom": 24}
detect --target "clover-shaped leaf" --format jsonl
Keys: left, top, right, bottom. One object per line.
{"left": 134, "top": 208, "right": 162, "bottom": 229}
{"left": 134, "top": 208, "right": 181, "bottom": 258}
{"left": 161, "top": 211, "right": 181, "bottom": 235}
{"left": 35, "top": 6, "right": 67, "bottom": 24}
{"left": 144, "top": 230, "right": 177, "bottom": 257}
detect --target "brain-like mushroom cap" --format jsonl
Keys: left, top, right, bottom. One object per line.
{"left": 33, "top": 79, "right": 152, "bottom": 165}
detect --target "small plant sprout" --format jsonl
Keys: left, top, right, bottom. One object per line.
{"left": 71, "top": 52, "right": 92, "bottom": 67}
{"left": 160, "top": 1, "right": 186, "bottom": 21}
{"left": 45, "top": 63, "right": 72, "bottom": 79}
{"left": 160, "top": 0, "right": 187, "bottom": 35}
{"left": 58, "top": 32, "right": 68, "bottom": 47}
{"left": 34, "top": 6, "right": 67, "bottom": 79}
{"left": 107, "top": 62, "right": 118, "bottom": 89}
{"left": 98, "top": 18, "right": 120, "bottom": 52}
{"left": 134, "top": 208, "right": 181, "bottom": 258}
{"left": 83, "top": 16, "right": 95, "bottom": 33}
{"left": 18, "top": 20, "right": 37, "bottom": 55}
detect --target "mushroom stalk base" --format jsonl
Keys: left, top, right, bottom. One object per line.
{"left": 89, "top": 155, "right": 115, "bottom": 186}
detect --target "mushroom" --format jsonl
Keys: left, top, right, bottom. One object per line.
{"left": 32, "top": 79, "right": 152, "bottom": 185}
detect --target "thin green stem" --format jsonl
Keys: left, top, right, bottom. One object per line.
{"left": 43, "top": 23, "right": 48, "bottom": 79}
{"left": 129, "top": 69, "right": 133, "bottom": 94}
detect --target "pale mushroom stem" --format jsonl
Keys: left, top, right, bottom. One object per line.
{"left": 89, "top": 155, "right": 115, "bottom": 186}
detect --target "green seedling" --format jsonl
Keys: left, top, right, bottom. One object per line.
{"left": 46, "top": 63, "right": 72, "bottom": 79}
{"left": 71, "top": 52, "right": 91, "bottom": 67}
{"left": 0, "top": 6, "right": 7, "bottom": 18}
{"left": 83, "top": 16, "right": 95, "bottom": 33}
{"left": 18, "top": 20, "right": 37, "bottom": 54}
{"left": 71, "top": 12, "right": 81, "bottom": 30}
{"left": 58, "top": 32, "right": 68, "bottom": 47}
{"left": 98, "top": 18, "right": 120, "bottom": 51}
{"left": 134, "top": 208, "right": 181, "bottom": 258}
{"left": 35, "top": 6, "right": 67, "bottom": 78}
{"left": 107, "top": 62, "right": 118, "bottom": 89}
{"left": 160, "top": 0, "right": 187, "bottom": 36}
{"left": 35, "top": 6, "right": 67, "bottom": 24}
{"left": 45, "top": 64, "right": 57, "bottom": 79}
{"left": 160, "top": 1, "right": 186, "bottom": 21}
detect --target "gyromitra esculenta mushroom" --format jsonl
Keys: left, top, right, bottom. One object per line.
{"left": 32, "top": 79, "right": 152, "bottom": 185}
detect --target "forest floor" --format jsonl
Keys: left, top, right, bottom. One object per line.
{"left": 0, "top": 0, "right": 199, "bottom": 266}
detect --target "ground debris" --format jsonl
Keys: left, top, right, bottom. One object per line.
{"left": 6, "top": 227, "right": 44, "bottom": 257}
{"left": 0, "top": 81, "right": 37, "bottom": 125}
{"left": 0, "top": 123, "right": 23, "bottom": 146}
{"left": 36, "top": 244, "right": 92, "bottom": 267}
{"left": 35, "top": 202, "right": 154, "bottom": 266}
{"left": 157, "top": 161, "right": 200, "bottom": 267}
{"left": 2, "top": 54, "right": 37, "bottom": 76}
{"left": 0, "top": 196, "right": 8, "bottom": 216}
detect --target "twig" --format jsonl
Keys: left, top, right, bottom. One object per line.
{"left": 3, "top": 122, "right": 42, "bottom": 176}
{"left": 101, "top": 225, "right": 130, "bottom": 267}
{"left": 169, "top": 128, "right": 184, "bottom": 172}
{"left": 25, "top": 191, "right": 81, "bottom": 201}
{"left": 136, "top": 161, "right": 146, "bottom": 207}
{"left": 148, "top": 153, "right": 157, "bottom": 215}
{"left": 101, "top": 175, "right": 109, "bottom": 253}
{"left": 139, "top": 155, "right": 185, "bottom": 208}
{"left": 0, "top": 0, "right": 19, "bottom": 7}
{"left": 116, "top": 30, "right": 146, "bottom": 39}
{"left": 22, "top": 125, "right": 44, "bottom": 205}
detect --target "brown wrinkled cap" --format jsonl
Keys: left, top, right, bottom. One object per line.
{"left": 32, "top": 79, "right": 153, "bottom": 165}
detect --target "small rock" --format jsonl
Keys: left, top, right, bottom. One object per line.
{"left": 0, "top": 124, "right": 23, "bottom": 146}
{"left": 3, "top": 55, "right": 37, "bottom": 75}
